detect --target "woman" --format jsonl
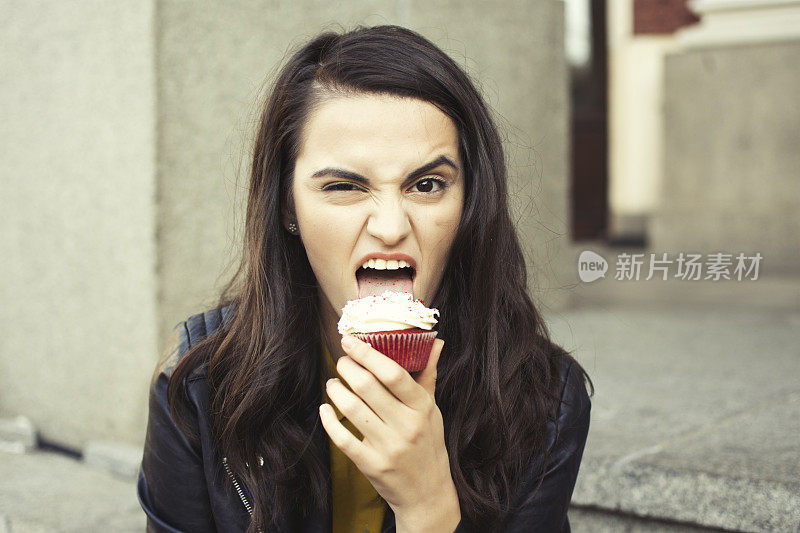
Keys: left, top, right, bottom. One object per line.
{"left": 138, "top": 24, "right": 593, "bottom": 533}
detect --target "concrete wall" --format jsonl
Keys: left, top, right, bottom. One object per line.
{"left": 651, "top": 40, "right": 800, "bottom": 275}
{"left": 1, "top": 0, "right": 570, "bottom": 447}
{"left": 0, "top": 1, "right": 158, "bottom": 447}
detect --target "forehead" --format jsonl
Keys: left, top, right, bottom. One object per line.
{"left": 296, "top": 93, "right": 460, "bottom": 173}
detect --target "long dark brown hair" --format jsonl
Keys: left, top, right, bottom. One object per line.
{"left": 167, "top": 24, "right": 593, "bottom": 532}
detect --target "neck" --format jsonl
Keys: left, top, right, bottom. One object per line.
{"left": 319, "top": 295, "right": 346, "bottom": 364}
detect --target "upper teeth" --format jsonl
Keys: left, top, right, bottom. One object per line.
{"left": 361, "top": 259, "right": 412, "bottom": 270}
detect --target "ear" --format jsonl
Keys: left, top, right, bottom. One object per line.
{"left": 281, "top": 186, "right": 296, "bottom": 232}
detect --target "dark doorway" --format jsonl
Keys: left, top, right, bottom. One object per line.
{"left": 568, "top": 0, "right": 608, "bottom": 241}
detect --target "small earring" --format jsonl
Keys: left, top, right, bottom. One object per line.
{"left": 288, "top": 222, "right": 298, "bottom": 234}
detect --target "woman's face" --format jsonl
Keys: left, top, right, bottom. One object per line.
{"left": 290, "top": 92, "right": 464, "bottom": 323}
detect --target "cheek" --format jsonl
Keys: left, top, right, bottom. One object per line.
{"left": 297, "top": 195, "right": 345, "bottom": 241}
{"left": 297, "top": 205, "right": 360, "bottom": 273}
{"left": 302, "top": 220, "right": 341, "bottom": 264}
{"left": 436, "top": 194, "right": 463, "bottom": 240}
{"left": 418, "top": 200, "right": 462, "bottom": 264}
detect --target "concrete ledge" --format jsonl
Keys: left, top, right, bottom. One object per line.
{"left": 547, "top": 302, "right": 800, "bottom": 533}
{"left": 574, "top": 458, "right": 800, "bottom": 532}
{"left": 0, "top": 416, "right": 36, "bottom": 454}
{"left": 569, "top": 505, "right": 731, "bottom": 532}
{"left": 0, "top": 449, "right": 144, "bottom": 532}
{"left": 83, "top": 440, "right": 143, "bottom": 481}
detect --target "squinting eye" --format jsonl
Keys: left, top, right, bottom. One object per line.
{"left": 322, "top": 182, "right": 362, "bottom": 192}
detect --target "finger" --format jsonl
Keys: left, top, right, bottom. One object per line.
{"left": 325, "top": 376, "right": 390, "bottom": 445}
{"left": 413, "top": 338, "right": 444, "bottom": 398}
{"left": 318, "top": 402, "right": 380, "bottom": 474}
{"left": 341, "top": 335, "right": 429, "bottom": 411}
{"left": 336, "top": 355, "right": 412, "bottom": 432}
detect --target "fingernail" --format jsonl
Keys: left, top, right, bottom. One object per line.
{"left": 341, "top": 336, "right": 356, "bottom": 349}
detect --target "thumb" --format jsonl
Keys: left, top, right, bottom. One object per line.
{"left": 415, "top": 338, "right": 444, "bottom": 398}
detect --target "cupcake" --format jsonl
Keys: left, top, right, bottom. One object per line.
{"left": 338, "top": 290, "right": 439, "bottom": 372}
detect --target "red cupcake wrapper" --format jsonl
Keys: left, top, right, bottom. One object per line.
{"left": 353, "top": 329, "right": 438, "bottom": 372}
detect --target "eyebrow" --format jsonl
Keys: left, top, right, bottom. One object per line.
{"left": 310, "top": 155, "right": 459, "bottom": 185}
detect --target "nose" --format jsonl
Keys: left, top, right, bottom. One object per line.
{"left": 366, "top": 198, "right": 412, "bottom": 246}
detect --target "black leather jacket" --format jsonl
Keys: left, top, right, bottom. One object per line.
{"left": 137, "top": 306, "right": 591, "bottom": 532}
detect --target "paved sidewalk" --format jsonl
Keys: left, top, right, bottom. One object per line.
{"left": 0, "top": 449, "right": 144, "bottom": 532}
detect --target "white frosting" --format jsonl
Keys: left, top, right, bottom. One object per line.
{"left": 338, "top": 291, "right": 439, "bottom": 334}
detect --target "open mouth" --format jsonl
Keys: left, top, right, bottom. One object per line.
{"left": 355, "top": 261, "right": 416, "bottom": 298}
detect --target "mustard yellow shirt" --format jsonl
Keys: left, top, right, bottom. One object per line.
{"left": 321, "top": 336, "right": 388, "bottom": 533}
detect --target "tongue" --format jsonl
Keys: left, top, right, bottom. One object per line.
{"left": 357, "top": 269, "right": 413, "bottom": 298}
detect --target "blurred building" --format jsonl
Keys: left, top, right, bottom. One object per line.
{"left": 568, "top": 0, "right": 800, "bottom": 276}
{"left": 654, "top": 0, "right": 800, "bottom": 275}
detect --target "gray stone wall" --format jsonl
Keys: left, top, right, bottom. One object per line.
{"left": 652, "top": 41, "right": 800, "bottom": 276}
{"left": 0, "top": 2, "right": 158, "bottom": 447}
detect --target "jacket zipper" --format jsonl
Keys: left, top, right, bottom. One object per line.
{"left": 223, "top": 456, "right": 266, "bottom": 533}
{"left": 223, "top": 456, "right": 254, "bottom": 516}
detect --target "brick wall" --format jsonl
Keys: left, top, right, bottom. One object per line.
{"left": 633, "top": 0, "right": 699, "bottom": 34}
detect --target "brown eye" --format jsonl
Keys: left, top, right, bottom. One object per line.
{"left": 412, "top": 178, "right": 446, "bottom": 194}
